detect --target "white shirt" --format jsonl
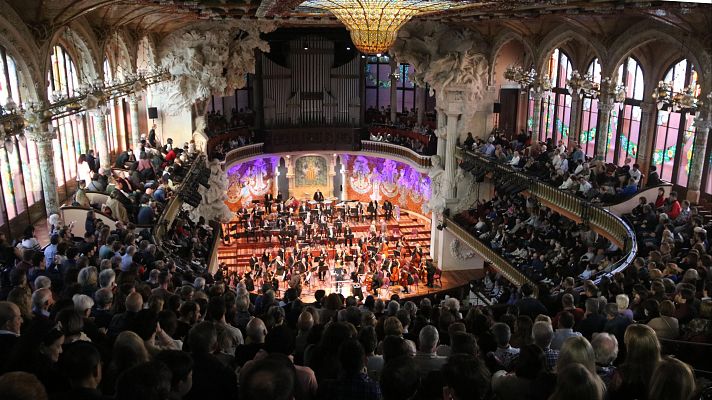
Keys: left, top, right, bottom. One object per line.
{"left": 630, "top": 168, "right": 642, "bottom": 185}
{"left": 77, "top": 161, "right": 92, "bottom": 185}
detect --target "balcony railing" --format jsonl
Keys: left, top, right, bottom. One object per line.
{"left": 459, "top": 148, "right": 638, "bottom": 285}
{"left": 362, "top": 140, "right": 432, "bottom": 168}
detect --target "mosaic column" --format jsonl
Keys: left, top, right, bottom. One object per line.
{"left": 686, "top": 110, "right": 712, "bottom": 203}
{"left": 129, "top": 94, "right": 141, "bottom": 151}
{"left": 594, "top": 96, "right": 614, "bottom": 161}
{"left": 568, "top": 93, "right": 581, "bottom": 146}
{"left": 92, "top": 109, "right": 111, "bottom": 170}
{"left": 634, "top": 101, "right": 657, "bottom": 176}
{"left": 26, "top": 121, "right": 60, "bottom": 217}
{"left": 530, "top": 91, "right": 544, "bottom": 140}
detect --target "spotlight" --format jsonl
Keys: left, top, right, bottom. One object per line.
{"left": 361, "top": 55, "right": 366, "bottom": 59}
{"left": 303, "top": 42, "right": 309, "bottom": 50}
{"left": 346, "top": 46, "right": 351, "bottom": 50}
{"left": 376, "top": 53, "right": 382, "bottom": 57}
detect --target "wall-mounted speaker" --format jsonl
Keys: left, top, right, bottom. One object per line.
{"left": 493, "top": 103, "right": 501, "bottom": 114}
{"left": 148, "top": 107, "right": 158, "bottom": 120}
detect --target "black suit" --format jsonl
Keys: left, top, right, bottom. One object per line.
{"left": 314, "top": 191, "right": 324, "bottom": 202}
{"left": 184, "top": 352, "right": 238, "bottom": 400}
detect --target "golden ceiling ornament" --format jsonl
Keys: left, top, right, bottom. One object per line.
{"left": 301, "top": 0, "right": 455, "bottom": 54}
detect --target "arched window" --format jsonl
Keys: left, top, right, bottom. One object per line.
{"left": 652, "top": 59, "right": 698, "bottom": 185}
{"left": 605, "top": 56, "right": 644, "bottom": 165}
{"left": 537, "top": 48, "right": 573, "bottom": 144}
{"left": 48, "top": 45, "right": 87, "bottom": 194}
{"left": 0, "top": 45, "right": 41, "bottom": 227}
{"left": 101, "top": 57, "right": 121, "bottom": 153}
{"left": 365, "top": 54, "right": 392, "bottom": 122}
{"left": 579, "top": 58, "right": 601, "bottom": 158}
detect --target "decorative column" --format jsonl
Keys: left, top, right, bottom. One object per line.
{"left": 26, "top": 122, "right": 60, "bottom": 217}
{"left": 253, "top": 48, "right": 265, "bottom": 129}
{"left": 416, "top": 86, "right": 426, "bottom": 126}
{"left": 390, "top": 57, "right": 398, "bottom": 124}
{"left": 273, "top": 160, "right": 280, "bottom": 197}
{"left": 340, "top": 160, "right": 347, "bottom": 201}
{"left": 329, "top": 154, "right": 338, "bottom": 198}
{"left": 92, "top": 110, "right": 111, "bottom": 170}
{"left": 594, "top": 96, "right": 614, "bottom": 161}
{"left": 569, "top": 93, "right": 581, "bottom": 146}
{"left": 634, "top": 101, "right": 657, "bottom": 176}
{"left": 285, "top": 155, "right": 295, "bottom": 198}
{"left": 129, "top": 95, "right": 141, "bottom": 151}
{"left": 686, "top": 109, "right": 712, "bottom": 203}
{"left": 530, "top": 91, "right": 543, "bottom": 140}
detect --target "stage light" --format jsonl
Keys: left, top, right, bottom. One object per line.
{"left": 346, "top": 46, "right": 351, "bottom": 50}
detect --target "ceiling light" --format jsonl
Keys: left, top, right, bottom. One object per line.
{"left": 302, "top": 0, "right": 456, "bottom": 54}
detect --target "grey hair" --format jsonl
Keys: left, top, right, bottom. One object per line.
{"left": 532, "top": 321, "right": 554, "bottom": 348}
{"left": 78, "top": 266, "right": 98, "bottom": 287}
{"left": 419, "top": 325, "right": 439, "bottom": 351}
{"left": 99, "top": 269, "right": 116, "bottom": 288}
{"left": 73, "top": 294, "right": 95, "bottom": 314}
{"left": 33, "top": 276, "right": 51, "bottom": 290}
{"left": 591, "top": 332, "right": 618, "bottom": 365}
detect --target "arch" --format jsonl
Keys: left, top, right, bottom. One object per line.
{"left": 606, "top": 21, "right": 711, "bottom": 93}
{"left": 534, "top": 24, "right": 607, "bottom": 75}
{"left": 489, "top": 29, "right": 535, "bottom": 84}
{"left": 137, "top": 34, "right": 159, "bottom": 72}
{"left": 47, "top": 25, "right": 100, "bottom": 83}
{"left": 104, "top": 31, "right": 133, "bottom": 81}
{"left": 0, "top": 3, "right": 43, "bottom": 102}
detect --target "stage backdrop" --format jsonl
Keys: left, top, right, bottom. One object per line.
{"left": 225, "top": 157, "right": 278, "bottom": 210}
{"left": 343, "top": 154, "right": 431, "bottom": 214}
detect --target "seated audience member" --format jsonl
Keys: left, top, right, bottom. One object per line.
{"left": 327, "top": 339, "right": 381, "bottom": 400}
{"left": 154, "top": 350, "right": 194, "bottom": 400}
{"left": 114, "top": 361, "right": 171, "bottom": 400}
{"left": 550, "top": 312, "right": 582, "bottom": 350}
{"left": 239, "top": 354, "right": 296, "bottom": 400}
{"left": 491, "top": 344, "right": 549, "bottom": 400}
{"left": 412, "top": 325, "right": 447, "bottom": 376}
{"left": 491, "top": 322, "right": 520, "bottom": 371}
{"left": 549, "top": 363, "right": 604, "bottom": 400}
{"left": 52, "top": 341, "right": 107, "bottom": 400}
{"left": 0, "top": 371, "right": 49, "bottom": 400}
{"left": 591, "top": 332, "right": 618, "bottom": 387}
{"left": 442, "top": 354, "right": 491, "bottom": 400}
{"left": 183, "top": 322, "right": 238, "bottom": 400}
{"left": 647, "top": 356, "right": 696, "bottom": 400}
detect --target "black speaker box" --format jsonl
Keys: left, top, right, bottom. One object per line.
{"left": 493, "top": 102, "right": 501, "bottom": 113}
{"left": 148, "top": 107, "right": 158, "bottom": 119}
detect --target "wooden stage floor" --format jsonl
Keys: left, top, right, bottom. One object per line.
{"left": 217, "top": 209, "right": 481, "bottom": 300}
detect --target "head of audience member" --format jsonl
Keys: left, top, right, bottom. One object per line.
{"left": 532, "top": 321, "right": 554, "bottom": 350}
{"left": 154, "top": 350, "right": 194, "bottom": 400}
{"left": 557, "top": 336, "right": 596, "bottom": 374}
{"left": 0, "top": 371, "right": 48, "bottom": 400}
{"left": 491, "top": 322, "right": 512, "bottom": 349}
{"left": 591, "top": 332, "right": 618, "bottom": 367}
{"left": 418, "top": 325, "right": 439, "bottom": 354}
{"left": 513, "top": 344, "right": 546, "bottom": 380}
{"left": 442, "top": 354, "right": 490, "bottom": 400}
{"left": 187, "top": 321, "right": 217, "bottom": 354}
{"left": 550, "top": 363, "right": 604, "bottom": 400}
{"left": 379, "top": 356, "right": 420, "bottom": 400}
{"left": 648, "top": 356, "right": 696, "bottom": 400}
{"left": 0, "top": 301, "right": 22, "bottom": 335}
{"left": 246, "top": 317, "right": 267, "bottom": 344}
{"left": 239, "top": 354, "right": 296, "bottom": 400}
{"left": 115, "top": 361, "right": 172, "bottom": 400}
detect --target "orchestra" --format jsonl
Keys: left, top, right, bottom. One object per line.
{"left": 222, "top": 188, "right": 433, "bottom": 298}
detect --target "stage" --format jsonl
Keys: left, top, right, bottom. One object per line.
{"left": 217, "top": 204, "right": 480, "bottom": 300}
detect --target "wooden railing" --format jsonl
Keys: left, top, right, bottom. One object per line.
{"left": 459, "top": 148, "right": 638, "bottom": 284}
{"left": 446, "top": 216, "right": 532, "bottom": 288}
{"left": 224, "top": 143, "right": 265, "bottom": 166}
{"left": 362, "top": 140, "right": 432, "bottom": 168}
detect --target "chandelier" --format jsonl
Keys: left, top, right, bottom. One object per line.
{"left": 0, "top": 98, "right": 26, "bottom": 153}
{"left": 651, "top": 81, "right": 701, "bottom": 112}
{"left": 301, "top": 0, "right": 455, "bottom": 54}
{"left": 504, "top": 65, "right": 552, "bottom": 94}
{"left": 567, "top": 71, "right": 626, "bottom": 107}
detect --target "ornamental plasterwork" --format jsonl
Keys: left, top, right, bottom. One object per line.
{"left": 155, "top": 20, "right": 276, "bottom": 116}
{"left": 450, "top": 239, "right": 476, "bottom": 260}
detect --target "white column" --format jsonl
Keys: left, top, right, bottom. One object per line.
{"left": 686, "top": 110, "right": 712, "bottom": 203}
{"left": 443, "top": 112, "right": 459, "bottom": 199}
{"left": 273, "top": 161, "right": 280, "bottom": 197}
{"left": 285, "top": 155, "right": 295, "bottom": 198}
{"left": 416, "top": 86, "right": 426, "bottom": 126}
{"left": 340, "top": 163, "right": 347, "bottom": 201}
{"left": 27, "top": 124, "right": 60, "bottom": 217}
{"left": 436, "top": 110, "right": 446, "bottom": 161}
{"left": 129, "top": 95, "right": 141, "bottom": 151}
{"left": 530, "top": 91, "right": 543, "bottom": 140}
{"left": 595, "top": 97, "right": 614, "bottom": 161}
{"left": 636, "top": 101, "right": 658, "bottom": 176}
{"left": 430, "top": 211, "right": 440, "bottom": 265}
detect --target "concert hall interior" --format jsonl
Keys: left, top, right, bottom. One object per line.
{"left": 1, "top": 1, "right": 712, "bottom": 399}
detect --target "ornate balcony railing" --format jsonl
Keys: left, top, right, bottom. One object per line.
{"left": 223, "top": 143, "right": 265, "bottom": 166}
{"left": 362, "top": 140, "right": 432, "bottom": 168}
{"left": 459, "top": 148, "right": 638, "bottom": 285}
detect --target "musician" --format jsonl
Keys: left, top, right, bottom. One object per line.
{"left": 344, "top": 203, "right": 352, "bottom": 222}
{"left": 319, "top": 213, "right": 328, "bottom": 233}
{"left": 244, "top": 272, "right": 255, "bottom": 292}
{"left": 276, "top": 201, "right": 286, "bottom": 214}
{"left": 313, "top": 189, "right": 325, "bottom": 202}
{"left": 367, "top": 200, "right": 376, "bottom": 221}
{"left": 276, "top": 191, "right": 284, "bottom": 203}
{"left": 327, "top": 224, "right": 336, "bottom": 247}
{"left": 412, "top": 244, "right": 424, "bottom": 263}
{"left": 273, "top": 255, "right": 285, "bottom": 275}
{"left": 261, "top": 250, "right": 271, "bottom": 266}
{"left": 246, "top": 217, "right": 256, "bottom": 242}
{"left": 356, "top": 202, "right": 365, "bottom": 222}
{"left": 344, "top": 224, "right": 354, "bottom": 247}
{"left": 381, "top": 257, "right": 392, "bottom": 273}
{"left": 335, "top": 215, "right": 343, "bottom": 237}
{"left": 426, "top": 258, "right": 436, "bottom": 288}
{"left": 304, "top": 221, "right": 313, "bottom": 240}
{"left": 369, "top": 221, "right": 377, "bottom": 237}
{"left": 380, "top": 218, "right": 388, "bottom": 236}
{"left": 264, "top": 192, "right": 274, "bottom": 210}
{"left": 297, "top": 225, "right": 307, "bottom": 241}
{"left": 294, "top": 257, "right": 306, "bottom": 274}
{"left": 355, "top": 257, "right": 365, "bottom": 274}
{"left": 317, "top": 256, "right": 328, "bottom": 281}
{"left": 383, "top": 199, "right": 393, "bottom": 220}
{"left": 299, "top": 202, "right": 309, "bottom": 221}
{"left": 261, "top": 218, "right": 271, "bottom": 241}
{"left": 249, "top": 253, "right": 259, "bottom": 269}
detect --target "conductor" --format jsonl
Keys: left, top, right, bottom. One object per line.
{"left": 313, "top": 189, "right": 325, "bottom": 202}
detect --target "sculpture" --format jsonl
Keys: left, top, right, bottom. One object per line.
{"left": 424, "top": 155, "right": 446, "bottom": 215}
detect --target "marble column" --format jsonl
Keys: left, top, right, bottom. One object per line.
{"left": 569, "top": 93, "right": 581, "bottom": 146}
{"left": 443, "top": 112, "right": 459, "bottom": 199}
{"left": 634, "top": 101, "right": 657, "bottom": 176}
{"left": 686, "top": 110, "right": 712, "bottom": 203}
{"left": 416, "top": 86, "right": 426, "bottom": 126}
{"left": 530, "top": 91, "right": 543, "bottom": 141}
{"left": 595, "top": 97, "right": 614, "bottom": 161}
{"left": 273, "top": 161, "right": 280, "bottom": 197}
{"left": 129, "top": 95, "right": 141, "bottom": 151}
{"left": 436, "top": 110, "right": 446, "bottom": 161}
{"left": 92, "top": 110, "right": 111, "bottom": 170}
{"left": 27, "top": 124, "right": 60, "bottom": 217}
{"left": 390, "top": 57, "right": 398, "bottom": 124}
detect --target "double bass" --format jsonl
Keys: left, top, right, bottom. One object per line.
{"left": 389, "top": 261, "right": 400, "bottom": 283}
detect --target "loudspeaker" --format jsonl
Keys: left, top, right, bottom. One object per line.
{"left": 148, "top": 107, "right": 158, "bottom": 119}
{"left": 493, "top": 102, "right": 501, "bottom": 114}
